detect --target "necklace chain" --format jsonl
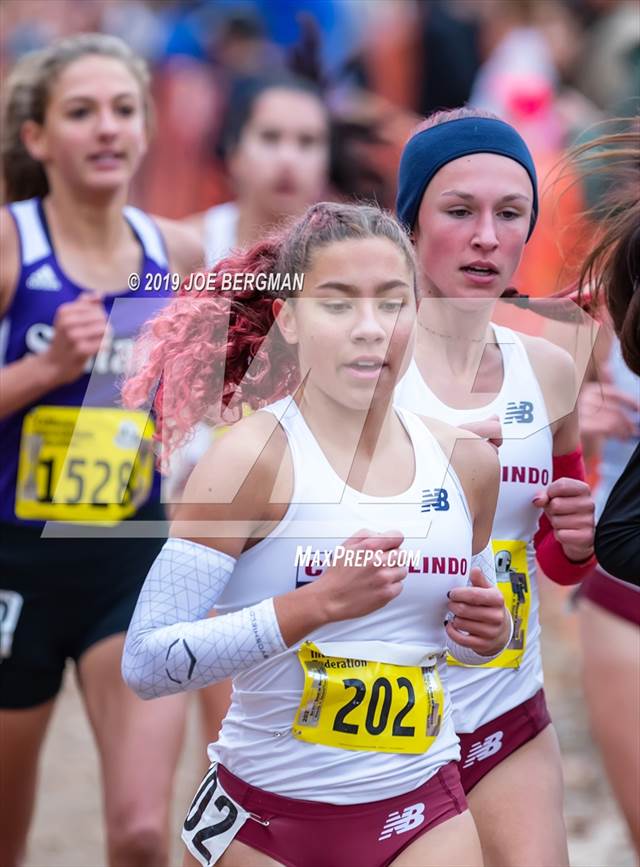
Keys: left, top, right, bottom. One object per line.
{"left": 418, "top": 320, "right": 487, "bottom": 343}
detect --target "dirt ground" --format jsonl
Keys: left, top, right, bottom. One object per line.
{"left": 23, "top": 582, "right": 637, "bottom": 867}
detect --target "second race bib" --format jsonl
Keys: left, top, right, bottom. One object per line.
{"left": 15, "top": 405, "right": 155, "bottom": 523}
{"left": 448, "top": 538, "right": 530, "bottom": 670}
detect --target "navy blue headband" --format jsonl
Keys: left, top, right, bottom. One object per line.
{"left": 396, "top": 117, "right": 539, "bottom": 240}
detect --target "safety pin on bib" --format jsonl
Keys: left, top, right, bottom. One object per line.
{"left": 248, "top": 813, "right": 270, "bottom": 826}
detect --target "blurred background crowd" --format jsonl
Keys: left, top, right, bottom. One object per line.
{"left": 2, "top": 0, "right": 638, "bottom": 294}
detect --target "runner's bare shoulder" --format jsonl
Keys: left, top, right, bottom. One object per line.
{"left": 418, "top": 414, "right": 495, "bottom": 467}
{"left": 179, "top": 210, "right": 206, "bottom": 237}
{"left": 153, "top": 216, "right": 205, "bottom": 278}
{"left": 173, "top": 409, "right": 293, "bottom": 554}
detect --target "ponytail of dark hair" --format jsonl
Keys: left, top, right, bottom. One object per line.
{"left": 570, "top": 126, "right": 640, "bottom": 374}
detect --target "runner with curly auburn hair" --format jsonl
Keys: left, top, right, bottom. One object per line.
{"left": 122, "top": 200, "right": 513, "bottom": 867}
{"left": 394, "top": 106, "right": 597, "bottom": 867}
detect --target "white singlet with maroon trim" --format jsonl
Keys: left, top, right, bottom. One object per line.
{"left": 210, "top": 396, "right": 474, "bottom": 804}
{"left": 395, "top": 323, "right": 553, "bottom": 733}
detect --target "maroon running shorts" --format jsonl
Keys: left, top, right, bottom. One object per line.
{"left": 581, "top": 566, "right": 640, "bottom": 626}
{"left": 184, "top": 761, "right": 467, "bottom": 867}
{"left": 458, "top": 688, "right": 551, "bottom": 794}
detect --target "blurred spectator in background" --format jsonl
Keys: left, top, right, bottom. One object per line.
{"left": 576, "top": 0, "right": 640, "bottom": 113}
{"left": 131, "top": 5, "right": 282, "bottom": 217}
{"left": 417, "top": 0, "right": 483, "bottom": 114}
{"left": 183, "top": 74, "right": 330, "bottom": 265}
{"left": 468, "top": 1, "right": 601, "bottom": 303}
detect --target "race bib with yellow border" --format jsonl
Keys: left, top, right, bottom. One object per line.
{"left": 292, "top": 641, "right": 444, "bottom": 754}
{"left": 15, "top": 405, "right": 155, "bottom": 524}
{"left": 448, "top": 538, "right": 530, "bottom": 670}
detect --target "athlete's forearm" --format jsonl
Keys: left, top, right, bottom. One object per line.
{"left": 446, "top": 545, "right": 513, "bottom": 664}
{"left": 122, "top": 537, "right": 329, "bottom": 700}
{"left": 447, "top": 610, "right": 514, "bottom": 665}
{"left": 272, "top": 582, "right": 334, "bottom": 645}
{"left": 534, "top": 449, "right": 596, "bottom": 583}
{"left": 0, "top": 354, "right": 63, "bottom": 419}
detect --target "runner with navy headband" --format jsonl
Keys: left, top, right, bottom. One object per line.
{"left": 395, "top": 106, "right": 596, "bottom": 867}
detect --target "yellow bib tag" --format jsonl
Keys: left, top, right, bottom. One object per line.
{"left": 15, "top": 406, "right": 155, "bottom": 524}
{"left": 448, "top": 539, "right": 530, "bottom": 670}
{"left": 292, "top": 642, "right": 444, "bottom": 754}
{"left": 213, "top": 404, "right": 253, "bottom": 440}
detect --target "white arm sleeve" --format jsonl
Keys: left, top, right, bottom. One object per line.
{"left": 122, "top": 537, "right": 287, "bottom": 699}
{"left": 446, "top": 543, "right": 514, "bottom": 666}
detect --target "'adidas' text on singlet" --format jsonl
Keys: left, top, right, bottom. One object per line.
{"left": 0, "top": 198, "right": 171, "bottom": 525}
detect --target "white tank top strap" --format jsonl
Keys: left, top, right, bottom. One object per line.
{"left": 396, "top": 407, "right": 473, "bottom": 528}
{"left": 9, "top": 198, "right": 51, "bottom": 266}
{"left": 261, "top": 399, "right": 472, "bottom": 529}
{"left": 203, "top": 201, "right": 239, "bottom": 267}
{"left": 122, "top": 206, "right": 169, "bottom": 268}
{"left": 259, "top": 397, "right": 348, "bottom": 504}
{"left": 491, "top": 323, "right": 550, "bottom": 426}
{"left": 0, "top": 318, "right": 10, "bottom": 366}
{"left": 492, "top": 322, "right": 531, "bottom": 370}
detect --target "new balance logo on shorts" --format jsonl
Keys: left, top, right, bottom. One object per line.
{"left": 462, "top": 730, "right": 504, "bottom": 768}
{"left": 378, "top": 803, "right": 425, "bottom": 841}
{"left": 504, "top": 401, "right": 534, "bottom": 424}
{"left": 421, "top": 488, "right": 449, "bottom": 512}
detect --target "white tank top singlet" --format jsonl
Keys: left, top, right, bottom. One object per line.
{"left": 203, "top": 201, "right": 239, "bottom": 268}
{"left": 211, "top": 396, "right": 474, "bottom": 804}
{"left": 395, "top": 324, "right": 553, "bottom": 733}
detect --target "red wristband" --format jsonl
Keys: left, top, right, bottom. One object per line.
{"left": 551, "top": 448, "right": 587, "bottom": 482}
{"left": 534, "top": 448, "right": 596, "bottom": 585}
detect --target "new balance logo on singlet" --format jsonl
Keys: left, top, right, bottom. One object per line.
{"left": 421, "top": 489, "right": 449, "bottom": 512}
{"left": 378, "top": 803, "right": 425, "bottom": 841}
{"left": 25, "top": 264, "right": 62, "bottom": 292}
{"left": 462, "top": 731, "right": 504, "bottom": 768}
{"left": 504, "top": 401, "right": 534, "bottom": 424}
